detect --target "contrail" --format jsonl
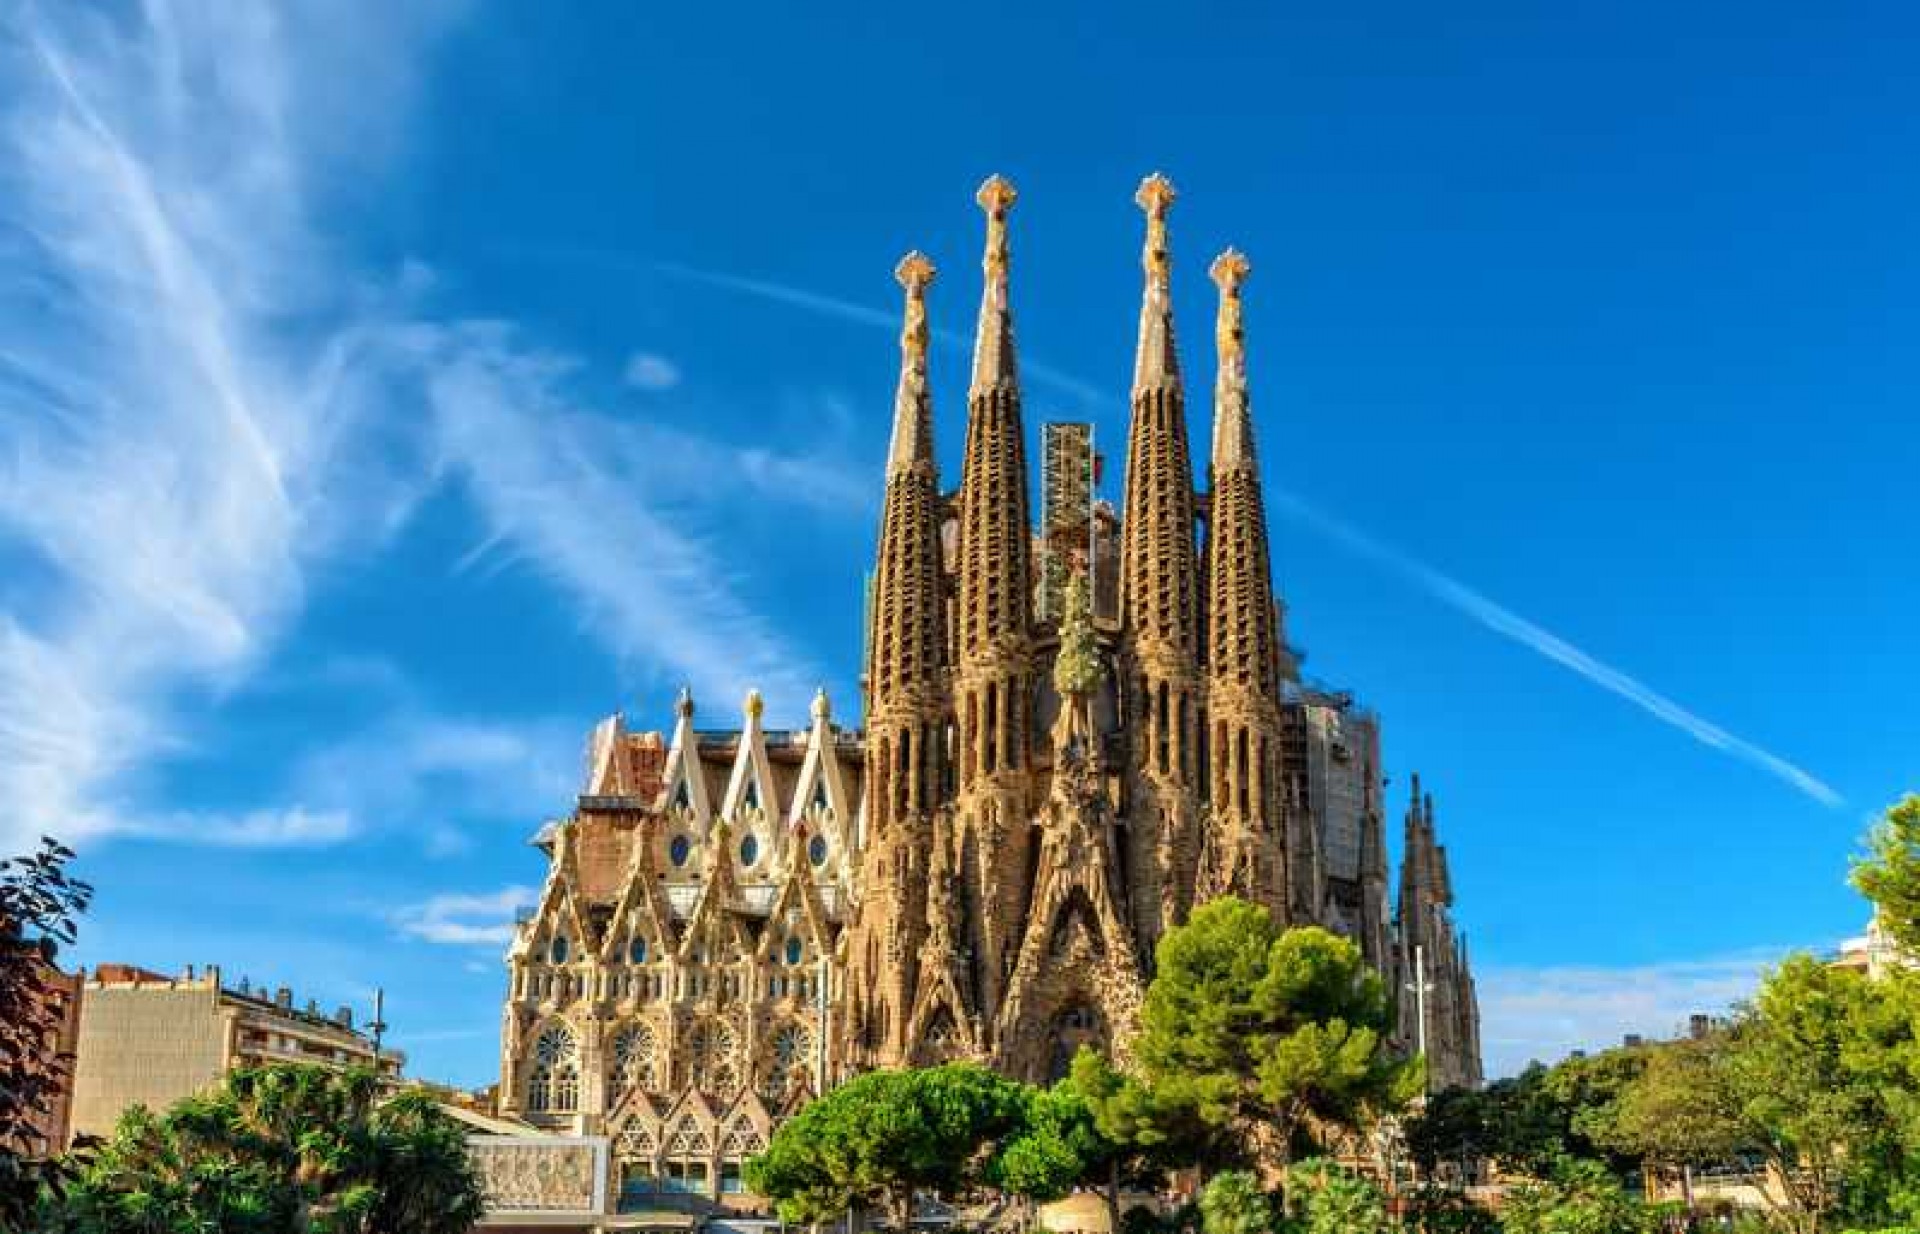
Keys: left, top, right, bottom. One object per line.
{"left": 650, "top": 260, "right": 1112, "bottom": 408}
{"left": 1268, "top": 486, "right": 1843, "bottom": 808}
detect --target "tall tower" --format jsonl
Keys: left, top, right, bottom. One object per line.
{"left": 846, "top": 252, "right": 947, "bottom": 1065}
{"left": 1118, "top": 173, "right": 1204, "bottom": 953}
{"left": 952, "top": 175, "right": 1037, "bottom": 1027}
{"left": 1198, "top": 249, "right": 1291, "bottom": 918}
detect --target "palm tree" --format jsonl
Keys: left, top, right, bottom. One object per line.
{"left": 43, "top": 1065, "right": 486, "bottom": 1234}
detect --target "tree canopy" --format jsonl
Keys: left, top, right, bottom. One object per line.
{"left": 41, "top": 1064, "right": 484, "bottom": 1234}
{"left": 1134, "top": 898, "right": 1418, "bottom": 1174}
{"left": 1853, "top": 793, "right": 1920, "bottom": 953}
{"left": 0, "top": 837, "right": 92, "bottom": 1231}
{"left": 746, "top": 1062, "right": 1028, "bottom": 1226}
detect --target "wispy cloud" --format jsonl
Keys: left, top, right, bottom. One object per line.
{"left": 0, "top": 3, "right": 837, "bottom": 852}
{"left": 1478, "top": 947, "right": 1797, "bottom": 1076}
{"left": 392, "top": 885, "right": 537, "bottom": 947}
{"left": 1269, "top": 488, "right": 1844, "bottom": 808}
{"left": 651, "top": 259, "right": 1113, "bottom": 409}
{"left": 623, "top": 351, "right": 681, "bottom": 391}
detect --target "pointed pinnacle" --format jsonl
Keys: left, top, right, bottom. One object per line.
{"left": 888, "top": 251, "right": 937, "bottom": 477}
{"left": 1131, "top": 173, "right": 1181, "bottom": 392}
{"left": 1210, "top": 248, "right": 1255, "bottom": 468}
{"left": 970, "top": 174, "right": 1019, "bottom": 396}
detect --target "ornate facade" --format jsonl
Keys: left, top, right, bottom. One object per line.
{"left": 499, "top": 174, "right": 1482, "bottom": 1206}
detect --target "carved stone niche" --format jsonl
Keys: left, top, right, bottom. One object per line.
{"left": 468, "top": 1136, "right": 608, "bottom": 1216}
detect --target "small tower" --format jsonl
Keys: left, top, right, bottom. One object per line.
{"left": 1118, "top": 174, "right": 1205, "bottom": 954}
{"left": 846, "top": 252, "right": 948, "bottom": 1066}
{"left": 950, "top": 174, "right": 1040, "bottom": 1031}
{"left": 1199, "top": 248, "right": 1291, "bottom": 919}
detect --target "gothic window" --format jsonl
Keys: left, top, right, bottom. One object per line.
{"left": 527, "top": 1023, "right": 579, "bottom": 1113}
{"left": 739, "top": 834, "right": 759, "bottom": 868}
{"left": 550, "top": 936, "right": 569, "bottom": 965}
{"left": 610, "top": 1023, "right": 658, "bottom": 1102}
{"left": 669, "top": 835, "right": 691, "bottom": 867}
{"left": 763, "top": 1024, "right": 811, "bottom": 1102}
{"left": 689, "top": 1020, "right": 739, "bottom": 1098}
{"left": 785, "top": 936, "right": 804, "bottom": 966}
{"left": 811, "top": 777, "right": 829, "bottom": 813}
{"left": 742, "top": 776, "right": 759, "bottom": 812}
{"left": 673, "top": 777, "right": 690, "bottom": 810}
{"left": 630, "top": 937, "right": 648, "bottom": 964}
{"left": 808, "top": 834, "right": 828, "bottom": 867}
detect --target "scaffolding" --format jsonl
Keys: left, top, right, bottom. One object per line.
{"left": 1038, "top": 422, "right": 1096, "bottom": 621}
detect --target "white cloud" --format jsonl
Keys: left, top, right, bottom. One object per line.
{"left": 392, "top": 885, "right": 538, "bottom": 947}
{"left": 1477, "top": 948, "right": 1795, "bottom": 1077}
{"left": 1268, "top": 488, "right": 1844, "bottom": 808}
{"left": 623, "top": 351, "right": 681, "bottom": 391}
{"left": 125, "top": 806, "right": 357, "bottom": 848}
{"left": 0, "top": 3, "right": 840, "bottom": 853}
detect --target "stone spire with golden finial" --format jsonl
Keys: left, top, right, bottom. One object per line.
{"left": 1200, "top": 246, "right": 1290, "bottom": 917}
{"left": 951, "top": 173, "right": 1037, "bottom": 1031}
{"left": 969, "top": 174, "right": 1020, "bottom": 397}
{"left": 887, "top": 251, "right": 937, "bottom": 477}
{"left": 1132, "top": 172, "right": 1182, "bottom": 392}
{"left": 1118, "top": 173, "right": 1204, "bottom": 952}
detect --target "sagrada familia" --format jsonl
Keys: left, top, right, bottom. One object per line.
{"left": 496, "top": 175, "right": 1481, "bottom": 1200}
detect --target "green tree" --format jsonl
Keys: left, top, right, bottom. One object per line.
{"left": 1854, "top": 794, "right": 1920, "bottom": 953}
{"left": 993, "top": 1049, "right": 1196, "bottom": 1234}
{"left": 1134, "top": 898, "right": 1418, "bottom": 1178}
{"left": 1281, "top": 1157, "right": 1387, "bottom": 1234}
{"left": 1722, "top": 955, "right": 1917, "bottom": 1234}
{"left": 1197, "top": 1170, "right": 1273, "bottom": 1234}
{"left": 1592, "top": 1034, "right": 1752, "bottom": 1209}
{"left": 44, "top": 1064, "right": 484, "bottom": 1234}
{"left": 746, "top": 1063, "right": 1028, "bottom": 1228}
{"left": 1499, "top": 1159, "right": 1658, "bottom": 1234}
{"left": 0, "top": 837, "right": 92, "bottom": 1232}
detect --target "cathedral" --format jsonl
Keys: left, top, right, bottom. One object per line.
{"left": 497, "top": 175, "right": 1481, "bottom": 1204}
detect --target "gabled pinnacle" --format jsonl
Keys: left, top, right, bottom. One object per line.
{"left": 1209, "top": 248, "right": 1256, "bottom": 470}
{"left": 969, "top": 174, "right": 1019, "bottom": 397}
{"left": 888, "top": 251, "right": 937, "bottom": 477}
{"left": 1131, "top": 172, "right": 1181, "bottom": 393}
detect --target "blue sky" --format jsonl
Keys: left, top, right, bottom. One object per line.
{"left": 1, "top": 1, "right": 1913, "bottom": 1086}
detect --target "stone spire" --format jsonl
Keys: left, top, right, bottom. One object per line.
{"left": 969, "top": 175, "right": 1020, "bottom": 398}
{"left": 887, "top": 252, "right": 937, "bottom": 477}
{"left": 955, "top": 173, "right": 1034, "bottom": 750}
{"left": 1119, "top": 173, "right": 1203, "bottom": 950}
{"left": 1132, "top": 174, "right": 1181, "bottom": 392}
{"left": 1200, "top": 247, "right": 1289, "bottom": 917}
{"left": 951, "top": 174, "right": 1037, "bottom": 1032}
{"left": 865, "top": 253, "right": 947, "bottom": 744}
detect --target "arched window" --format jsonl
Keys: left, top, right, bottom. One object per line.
{"left": 629, "top": 937, "right": 648, "bottom": 964}
{"left": 784, "top": 936, "right": 804, "bottom": 966}
{"left": 763, "top": 1024, "right": 812, "bottom": 1102}
{"left": 527, "top": 1023, "right": 578, "bottom": 1113}
{"left": 689, "top": 1020, "right": 739, "bottom": 1098}
{"left": 549, "top": 936, "right": 569, "bottom": 965}
{"left": 610, "top": 1023, "right": 658, "bottom": 1103}
{"left": 808, "top": 834, "right": 829, "bottom": 867}
{"left": 669, "top": 835, "right": 691, "bottom": 867}
{"left": 739, "top": 834, "right": 759, "bottom": 868}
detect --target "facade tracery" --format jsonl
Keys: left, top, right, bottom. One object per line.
{"left": 499, "top": 174, "right": 1482, "bottom": 1209}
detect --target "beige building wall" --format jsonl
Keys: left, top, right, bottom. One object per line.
{"left": 70, "top": 980, "right": 227, "bottom": 1139}
{"left": 69, "top": 966, "right": 397, "bottom": 1142}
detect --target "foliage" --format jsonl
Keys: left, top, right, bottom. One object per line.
{"left": 41, "top": 1064, "right": 485, "bottom": 1234}
{"left": 1399, "top": 1183, "right": 1500, "bottom": 1234}
{"left": 746, "top": 1062, "right": 1027, "bottom": 1226}
{"left": 1197, "top": 1170, "right": 1273, "bottom": 1234}
{"left": 1855, "top": 794, "right": 1920, "bottom": 954}
{"left": 1278, "top": 1157, "right": 1386, "bottom": 1234}
{"left": 0, "top": 837, "right": 92, "bottom": 1232}
{"left": 1589, "top": 1033, "right": 1751, "bottom": 1174}
{"left": 1499, "top": 1158, "right": 1659, "bottom": 1234}
{"left": 1134, "top": 898, "right": 1418, "bottom": 1175}
{"left": 1404, "top": 1056, "right": 1637, "bottom": 1182}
